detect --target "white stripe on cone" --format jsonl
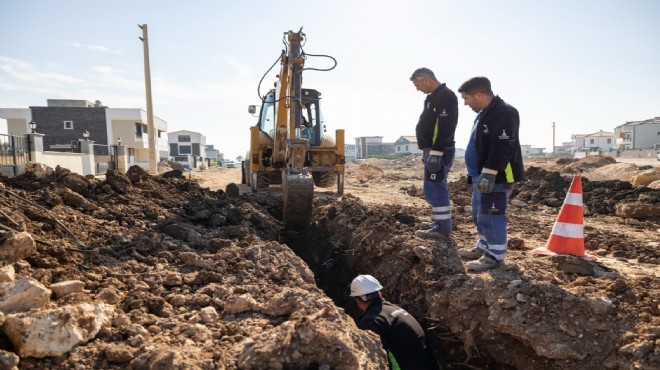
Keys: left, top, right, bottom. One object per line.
{"left": 563, "top": 193, "right": 583, "bottom": 206}
{"left": 550, "top": 222, "right": 584, "bottom": 238}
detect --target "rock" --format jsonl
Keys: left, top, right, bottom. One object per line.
{"left": 551, "top": 255, "right": 594, "bottom": 276}
{"left": 2, "top": 303, "right": 114, "bottom": 358}
{"left": 0, "top": 278, "right": 51, "bottom": 314}
{"left": 95, "top": 287, "right": 122, "bottom": 304}
{"left": 0, "top": 232, "right": 36, "bottom": 264}
{"left": 50, "top": 280, "right": 85, "bottom": 298}
{"left": 105, "top": 169, "right": 131, "bottom": 194}
{"left": 648, "top": 180, "right": 660, "bottom": 189}
{"left": 58, "top": 172, "right": 90, "bottom": 194}
{"left": 412, "top": 245, "right": 433, "bottom": 263}
{"left": 615, "top": 202, "right": 660, "bottom": 219}
{"left": 0, "top": 349, "right": 19, "bottom": 369}
{"left": 103, "top": 343, "right": 136, "bottom": 363}
{"left": 630, "top": 170, "right": 660, "bottom": 186}
{"left": 125, "top": 165, "right": 149, "bottom": 183}
{"left": 586, "top": 297, "right": 613, "bottom": 315}
{"left": 56, "top": 188, "right": 98, "bottom": 211}
{"left": 200, "top": 306, "right": 218, "bottom": 324}
{"left": 162, "top": 223, "right": 202, "bottom": 243}
{"left": 226, "top": 183, "right": 240, "bottom": 198}
{"left": 0, "top": 265, "right": 15, "bottom": 283}
{"left": 23, "top": 162, "right": 54, "bottom": 179}
{"left": 162, "top": 169, "right": 183, "bottom": 178}
{"left": 223, "top": 294, "right": 257, "bottom": 314}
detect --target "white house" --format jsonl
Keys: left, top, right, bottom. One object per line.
{"left": 393, "top": 136, "right": 423, "bottom": 155}
{"left": 168, "top": 130, "right": 207, "bottom": 169}
{"left": 614, "top": 117, "right": 660, "bottom": 149}
{"left": 572, "top": 130, "right": 614, "bottom": 154}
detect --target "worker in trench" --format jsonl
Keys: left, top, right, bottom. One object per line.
{"left": 350, "top": 274, "right": 441, "bottom": 370}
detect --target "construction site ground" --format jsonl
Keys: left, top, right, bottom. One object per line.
{"left": 0, "top": 155, "right": 658, "bottom": 369}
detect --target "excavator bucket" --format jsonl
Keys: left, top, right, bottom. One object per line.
{"left": 282, "top": 170, "right": 314, "bottom": 228}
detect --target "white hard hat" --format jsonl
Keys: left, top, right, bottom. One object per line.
{"left": 350, "top": 275, "right": 383, "bottom": 298}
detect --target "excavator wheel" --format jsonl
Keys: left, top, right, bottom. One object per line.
{"left": 282, "top": 170, "right": 314, "bottom": 228}
{"left": 312, "top": 171, "right": 336, "bottom": 188}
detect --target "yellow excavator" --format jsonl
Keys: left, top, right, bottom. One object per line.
{"left": 243, "top": 28, "right": 345, "bottom": 227}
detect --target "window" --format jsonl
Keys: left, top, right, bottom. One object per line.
{"left": 656, "top": 131, "right": 660, "bottom": 136}
{"left": 135, "top": 123, "right": 143, "bottom": 138}
{"left": 178, "top": 135, "right": 191, "bottom": 142}
{"left": 64, "top": 121, "right": 73, "bottom": 129}
{"left": 179, "top": 145, "right": 192, "bottom": 154}
{"left": 589, "top": 139, "right": 595, "bottom": 144}
{"left": 405, "top": 145, "right": 408, "bottom": 151}
{"left": 174, "top": 156, "right": 187, "bottom": 162}
{"left": 607, "top": 138, "right": 611, "bottom": 144}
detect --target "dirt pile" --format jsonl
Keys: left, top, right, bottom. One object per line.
{"left": 306, "top": 192, "right": 659, "bottom": 370}
{"left": 0, "top": 166, "right": 386, "bottom": 369}
{"left": 1, "top": 157, "right": 658, "bottom": 369}
{"left": 554, "top": 155, "right": 617, "bottom": 173}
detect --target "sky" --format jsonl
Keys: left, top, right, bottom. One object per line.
{"left": 1, "top": 0, "right": 659, "bottom": 161}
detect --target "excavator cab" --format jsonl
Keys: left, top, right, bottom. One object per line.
{"left": 244, "top": 29, "right": 345, "bottom": 228}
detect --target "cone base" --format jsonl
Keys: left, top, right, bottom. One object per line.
{"left": 533, "top": 247, "right": 598, "bottom": 262}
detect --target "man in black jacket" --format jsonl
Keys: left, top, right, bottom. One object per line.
{"left": 410, "top": 68, "right": 459, "bottom": 241}
{"left": 456, "top": 77, "right": 525, "bottom": 271}
{"left": 350, "top": 274, "right": 440, "bottom": 370}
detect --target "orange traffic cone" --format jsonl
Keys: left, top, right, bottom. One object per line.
{"left": 534, "top": 174, "right": 597, "bottom": 261}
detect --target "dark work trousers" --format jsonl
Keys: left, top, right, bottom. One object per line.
{"left": 470, "top": 175, "right": 512, "bottom": 262}
{"left": 422, "top": 148, "right": 455, "bottom": 234}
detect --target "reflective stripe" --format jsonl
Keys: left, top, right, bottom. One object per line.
{"left": 488, "top": 243, "right": 507, "bottom": 252}
{"left": 550, "top": 222, "right": 583, "bottom": 238}
{"left": 432, "top": 206, "right": 451, "bottom": 212}
{"left": 504, "top": 163, "right": 513, "bottom": 183}
{"left": 564, "top": 193, "right": 583, "bottom": 206}
{"left": 432, "top": 214, "right": 451, "bottom": 220}
{"left": 432, "top": 118, "right": 439, "bottom": 145}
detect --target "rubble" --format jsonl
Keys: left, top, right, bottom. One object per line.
{"left": 0, "top": 157, "right": 656, "bottom": 369}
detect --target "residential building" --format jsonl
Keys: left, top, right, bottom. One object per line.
{"left": 614, "top": 117, "right": 660, "bottom": 149}
{"left": 168, "top": 130, "right": 207, "bottom": 169}
{"left": 521, "top": 145, "right": 546, "bottom": 157}
{"left": 344, "top": 144, "right": 357, "bottom": 160}
{"left": 572, "top": 130, "right": 614, "bottom": 154}
{"left": 205, "top": 144, "right": 220, "bottom": 166}
{"left": 394, "top": 136, "right": 423, "bottom": 155}
{"left": 354, "top": 136, "right": 394, "bottom": 159}
{"left": 0, "top": 99, "right": 169, "bottom": 172}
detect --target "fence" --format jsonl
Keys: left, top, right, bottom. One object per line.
{"left": 0, "top": 134, "right": 29, "bottom": 176}
{"left": 93, "top": 144, "right": 117, "bottom": 175}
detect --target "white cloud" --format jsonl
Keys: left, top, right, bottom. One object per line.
{"left": 64, "top": 42, "right": 121, "bottom": 54}
{"left": 0, "top": 56, "right": 85, "bottom": 84}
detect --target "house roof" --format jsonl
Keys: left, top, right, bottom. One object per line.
{"left": 395, "top": 135, "right": 417, "bottom": 143}
{"left": 616, "top": 117, "right": 660, "bottom": 128}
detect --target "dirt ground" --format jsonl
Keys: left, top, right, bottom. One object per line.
{"left": 0, "top": 156, "right": 657, "bottom": 369}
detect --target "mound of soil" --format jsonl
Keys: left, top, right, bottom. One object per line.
{"left": 0, "top": 166, "right": 386, "bottom": 369}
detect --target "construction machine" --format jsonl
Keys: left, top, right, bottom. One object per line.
{"left": 243, "top": 28, "right": 345, "bottom": 228}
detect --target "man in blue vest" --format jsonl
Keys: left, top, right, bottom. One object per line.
{"left": 457, "top": 77, "right": 525, "bottom": 271}
{"left": 410, "top": 68, "right": 459, "bottom": 241}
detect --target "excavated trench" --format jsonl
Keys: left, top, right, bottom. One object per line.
{"left": 279, "top": 214, "right": 505, "bottom": 369}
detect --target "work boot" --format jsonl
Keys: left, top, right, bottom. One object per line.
{"left": 419, "top": 221, "right": 435, "bottom": 229}
{"left": 415, "top": 226, "right": 451, "bottom": 241}
{"left": 457, "top": 247, "right": 482, "bottom": 259}
{"left": 465, "top": 255, "right": 501, "bottom": 271}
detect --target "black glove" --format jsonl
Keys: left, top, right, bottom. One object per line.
{"left": 477, "top": 173, "right": 496, "bottom": 193}
{"left": 425, "top": 154, "right": 442, "bottom": 173}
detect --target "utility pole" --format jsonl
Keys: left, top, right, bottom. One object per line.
{"left": 139, "top": 24, "right": 158, "bottom": 175}
{"left": 552, "top": 121, "right": 556, "bottom": 158}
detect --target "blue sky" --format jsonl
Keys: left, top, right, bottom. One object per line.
{"left": 1, "top": 0, "right": 659, "bottom": 161}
